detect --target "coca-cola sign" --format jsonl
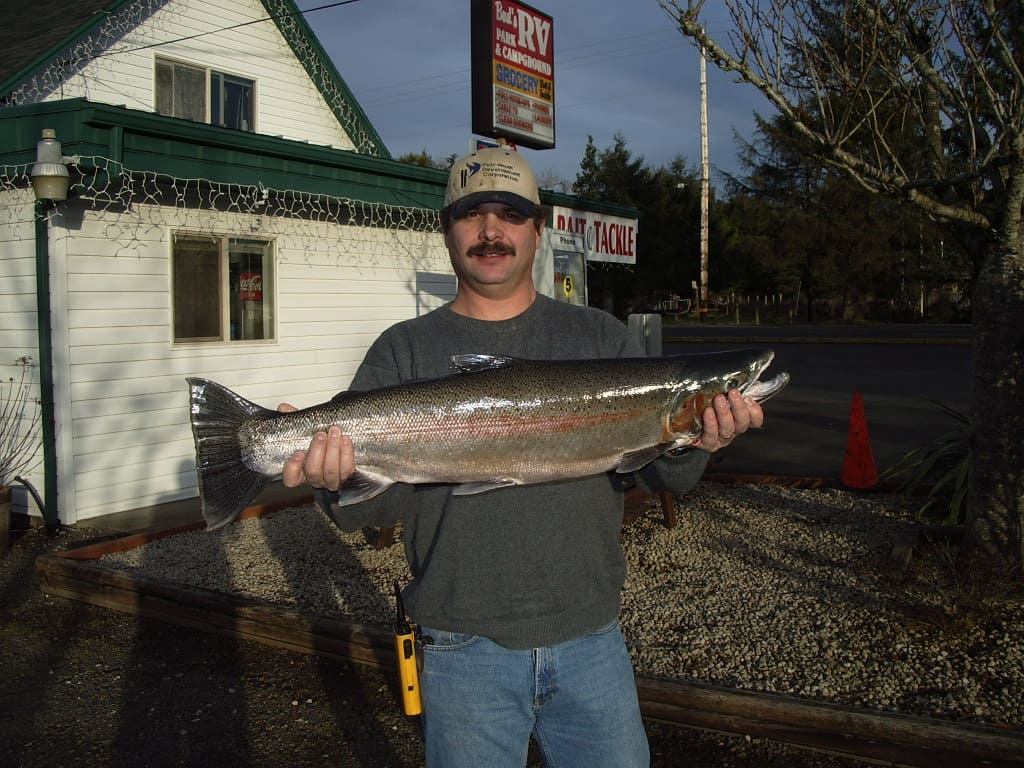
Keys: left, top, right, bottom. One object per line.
{"left": 240, "top": 272, "right": 263, "bottom": 301}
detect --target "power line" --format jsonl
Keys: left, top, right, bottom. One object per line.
{"left": 358, "top": 33, "right": 686, "bottom": 110}
{"left": 88, "top": 0, "right": 364, "bottom": 59}
{"left": 358, "top": 27, "right": 678, "bottom": 100}
{"left": 350, "top": 20, "right": 732, "bottom": 106}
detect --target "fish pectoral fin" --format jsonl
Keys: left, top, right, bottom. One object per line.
{"left": 616, "top": 444, "right": 676, "bottom": 474}
{"left": 451, "top": 479, "right": 519, "bottom": 495}
{"left": 449, "top": 354, "right": 522, "bottom": 373}
{"left": 335, "top": 471, "right": 395, "bottom": 507}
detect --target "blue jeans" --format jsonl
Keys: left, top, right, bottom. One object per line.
{"left": 418, "top": 621, "right": 649, "bottom": 768}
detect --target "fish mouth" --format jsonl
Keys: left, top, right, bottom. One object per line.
{"left": 741, "top": 370, "right": 791, "bottom": 403}
{"left": 725, "top": 351, "right": 789, "bottom": 403}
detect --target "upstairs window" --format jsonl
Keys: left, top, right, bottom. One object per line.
{"left": 172, "top": 234, "right": 275, "bottom": 343}
{"left": 211, "top": 72, "right": 254, "bottom": 131}
{"left": 156, "top": 57, "right": 255, "bottom": 132}
{"left": 155, "top": 59, "right": 205, "bottom": 123}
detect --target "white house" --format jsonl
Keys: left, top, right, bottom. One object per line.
{"left": 0, "top": 0, "right": 637, "bottom": 528}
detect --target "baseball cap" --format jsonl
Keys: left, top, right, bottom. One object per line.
{"left": 444, "top": 147, "right": 541, "bottom": 219}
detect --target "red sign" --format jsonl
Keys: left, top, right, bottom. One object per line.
{"left": 553, "top": 206, "right": 639, "bottom": 265}
{"left": 471, "top": 0, "right": 555, "bottom": 149}
{"left": 240, "top": 272, "right": 263, "bottom": 301}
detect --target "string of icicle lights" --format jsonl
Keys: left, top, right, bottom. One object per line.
{"left": 0, "top": 156, "right": 444, "bottom": 269}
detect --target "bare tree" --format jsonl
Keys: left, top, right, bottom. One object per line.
{"left": 534, "top": 167, "right": 574, "bottom": 194}
{"left": 661, "top": 0, "right": 1023, "bottom": 571}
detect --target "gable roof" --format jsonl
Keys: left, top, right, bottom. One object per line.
{"left": 0, "top": 0, "right": 390, "bottom": 158}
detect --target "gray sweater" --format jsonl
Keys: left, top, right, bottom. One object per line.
{"left": 316, "top": 295, "right": 709, "bottom": 649}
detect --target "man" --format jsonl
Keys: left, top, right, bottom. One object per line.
{"left": 282, "top": 146, "right": 763, "bottom": 767}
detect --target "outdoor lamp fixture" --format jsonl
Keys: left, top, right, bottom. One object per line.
{"left": 30, "top": 128, "right": 71, "bottom": 202}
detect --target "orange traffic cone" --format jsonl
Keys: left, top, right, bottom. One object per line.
{"left": 842, "top": 391, "right": 878, "bottom": 489}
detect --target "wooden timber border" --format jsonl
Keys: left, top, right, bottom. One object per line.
{"left": 35, "top": 494, "right": 1024, "bottom": 768}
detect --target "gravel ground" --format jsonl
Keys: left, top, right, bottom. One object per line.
{"left": 3, "top": 482, "right": 1022, "bottom": 767}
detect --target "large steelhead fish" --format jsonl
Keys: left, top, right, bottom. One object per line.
{"left": 188, "top": 349, "right": 789, "bottom": 530}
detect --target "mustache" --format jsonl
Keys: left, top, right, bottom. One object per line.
{"left": 467, "top": 242, "right": 515, "bottom": 257}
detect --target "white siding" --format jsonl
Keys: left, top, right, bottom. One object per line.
{"left": 34, "top": 0, "right": 357, "bottom": 151}
{"left": 0, "top": 189, "right": 45, "bottom": 516}
{"left": 52, "top": 201, "right": 451, "bottom": 521}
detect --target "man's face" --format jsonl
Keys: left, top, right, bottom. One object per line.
{"left": 444, "top": 202, "right": 542, "bottom": 299}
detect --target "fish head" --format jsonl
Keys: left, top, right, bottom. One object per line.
{"left": 665, "top": 348, "right": 779, "bottom": 441}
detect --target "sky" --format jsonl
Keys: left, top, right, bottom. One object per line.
{"left": 296, "top": 0, "right": 772, "bottom": 188}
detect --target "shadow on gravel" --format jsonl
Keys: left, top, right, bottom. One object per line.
{"left": 108, "top": 526, "right": 255, "bottom": 767}
{"left": 258, "top": 509, "right": 408, "bottom": 768}
{"left": 0, "top": 534, "right": 97, "bottom": 767}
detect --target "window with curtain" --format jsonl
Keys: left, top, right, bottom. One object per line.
{"left": 156, "top": 57, "right": 255, "bottom": 132}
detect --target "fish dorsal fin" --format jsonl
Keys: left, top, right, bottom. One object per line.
{"left": 616, "top": 444, "right": 676, "bottom": 474}
{"left": 450, "top": 354, "right": 522, "bottom": 373}
{"left": 451, "top": 479, "right": 519, "bottom": 495}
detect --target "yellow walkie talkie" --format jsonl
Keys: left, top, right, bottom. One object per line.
{"left": 393, "top": 581, "right": 422, "bottom": 716}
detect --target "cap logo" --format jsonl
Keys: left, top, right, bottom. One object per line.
{"left": 460, "top": 161, "right": 482, "bottom": 190}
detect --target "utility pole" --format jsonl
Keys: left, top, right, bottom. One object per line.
{"left": 699, "top": 43, "right": 710, "bottom": 315}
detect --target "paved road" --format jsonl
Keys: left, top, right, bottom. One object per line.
{"left": 661, "top": 325, "right": 972, "bottom": 481}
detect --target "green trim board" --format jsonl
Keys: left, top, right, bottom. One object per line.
{"left": 260, "top": 0, "right": 389, "bottom": 158}
{"left": 0, "top": 0, "right": 141, "bottom": 99}
{"left": 2, "top": 99, "right": 442, "bottom": 209}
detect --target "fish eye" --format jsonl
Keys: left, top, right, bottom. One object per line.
{"left": 726, "top": 378, "right": 740, "bottom": 391}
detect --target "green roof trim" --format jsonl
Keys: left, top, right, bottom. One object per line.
{"left": 1, "top": 99, "right": 439, "bottom": 207}
{"left": 2, "top": 99, "right": 633, "bottom": 222}
{"left": 1, "top": 0, "right": 163, "bottom": 104}
{"left": 541, "top": 188, "right": 638, "bottom": 219}
{"left": 261, "top": 0, "right": 390, "bottom": 159}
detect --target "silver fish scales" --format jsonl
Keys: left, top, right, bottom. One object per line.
{"left": 187, "top": 349, "right": 789, "bottom": 529}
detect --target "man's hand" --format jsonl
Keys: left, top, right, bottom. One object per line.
{"left": 694, "top": 389, "right": 764, "bottom": 453}
{"left": 278, "top": 403, "right": 356, "bottom": 490}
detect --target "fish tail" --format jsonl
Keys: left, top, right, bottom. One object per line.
{"left": 187, "top": 377, "right": 276, "bottom": 530}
